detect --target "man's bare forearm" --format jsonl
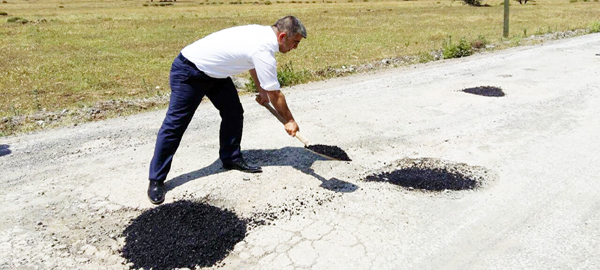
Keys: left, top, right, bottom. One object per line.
{"left": 267, "top": 90, "right": 295, "bottom": 124}
{"left": 249, "top": 69, "right": 269, "bottom": 105}
{"left": 250, "top": 69, "right": 294, "bottom": 122}
{"left": 251, "top": 69, "right": 299, "bottom": 136}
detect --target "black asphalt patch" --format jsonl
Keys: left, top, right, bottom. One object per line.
{"left": 306, "top": 144, "right": 352, "bottom": 161}
{"left": 461, "top": 86, "right": 505, "bottom": 97}
{"left": 122, "top": 200, "right": 246, "bottom": 270}
{"left": 0, "top": 144, "right": 11, "bottom": 157}
{"left": 362, "top": 158, "right": 494, "bottom": 192}
{"left": 364, "top": 167, "right": 478, "bottom": 191}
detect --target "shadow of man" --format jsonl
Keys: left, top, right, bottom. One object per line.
{"left": 165, "top": 146, "right": 358, "bottom": 193}
{"left": 0, "top": 145, "right": 11, "bottom": 157}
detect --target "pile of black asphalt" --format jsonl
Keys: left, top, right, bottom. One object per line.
{"left": 364, "top": 167, "right": 479, "bottom": 191}
{"left": 306, "top": 144, "right": 352, "bottom": 161}
{"left": 122, "top": 200, "right": 246, "bottom": 270}
{"left": 462, "top": 86, "right": 505, "bottom": 97}
{"left": 0, "top": 144, "right": 10, "bottom": 157}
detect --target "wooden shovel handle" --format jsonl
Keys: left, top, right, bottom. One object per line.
{"left": 261, "top": 102, "right": 310, "bottom": 146}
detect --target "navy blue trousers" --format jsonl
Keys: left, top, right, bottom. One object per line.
{"left": 149, "top": 54, "right": 244, "bottom": 181}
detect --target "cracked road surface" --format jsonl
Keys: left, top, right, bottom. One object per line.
{"left": 2, "top": 33, "right": 600, "bottom": 269}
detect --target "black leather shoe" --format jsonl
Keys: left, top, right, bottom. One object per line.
{"left": 147, "top": 180, "right": 165, "bottom": 205}
{"left": 223, "top": 158, "right": 262, "bottom": 173}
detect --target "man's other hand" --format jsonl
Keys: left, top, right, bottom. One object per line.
{"left": 255, "top": 91, "right": 269, "bottom": 105}
{"left": 284, "top": 120, "right": 299, "bottom": 137}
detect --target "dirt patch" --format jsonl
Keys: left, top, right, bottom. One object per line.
{"left": 245, "top": 191, "right": 340, "bottom": 230}
{"left": 363, "top": 158, "right": 494, "bottom": 192}
{"left": 122, "top": 200, "right": 246, "bottom": 270}
{"left": 0, "top": 94, "right": 170, "bottom": 136}
{"left": 461, "top": 86, "right": 505, "bottom": 97}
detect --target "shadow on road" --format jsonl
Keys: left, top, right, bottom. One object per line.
{"left": 0, "top": 145, "right": 11, "bottom": 157}
{"left": 165, "top": 146, "right": 358, "bottom": 193}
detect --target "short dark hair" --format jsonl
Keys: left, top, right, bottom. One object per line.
{"left": 273, "top": 16, "right": 307, "bottom": 39}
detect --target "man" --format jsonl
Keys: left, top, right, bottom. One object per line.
{"left": 147, "top": 16, "right": 307, "bottom": 205}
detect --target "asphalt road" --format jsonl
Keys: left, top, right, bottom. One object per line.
{"left": 1, "top": 33, "right": 599, "bottom": 269}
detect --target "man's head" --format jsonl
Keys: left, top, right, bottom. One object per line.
{"left": 273, "top": 16, "right": 306, "bottom": 53}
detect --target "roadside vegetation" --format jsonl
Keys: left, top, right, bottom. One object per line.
{"left": 1, "top": 0, "right": 599, "bottom": 136}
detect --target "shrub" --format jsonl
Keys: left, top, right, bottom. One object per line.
{"left": 245, "top": 61, "right": 312, "bottom": 91}
{"left": 418, "top": 51, "right": 434, "bottom": 63}
{"left": 265, "top": 0, "right": 271, "bottom": 3}
{"left": 0, "top": 11, "right": 7, "bottom": 16}
{"left": 244, "top": 78, "right": 257, "bottom": 92}
{"left": 589, "top": 21, "right": 600, "bottom": 33}
{"left": 442, "top": 37, "right": 472, "bottom": 59}
{"left": 277, "top": 61, "right": 312, "bottom": 87}
{"left": 7, "top": 16, "right": 28, "bottom": 24}
{"left": 471, "top": 34, "right": 488, "bottom": 50}
{"left": 456, "top": 0, "right": 484, "bottom": 6}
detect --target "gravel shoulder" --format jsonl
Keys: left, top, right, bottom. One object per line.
{"left": 1, "top": 33, "right": 600, "bottom": 269}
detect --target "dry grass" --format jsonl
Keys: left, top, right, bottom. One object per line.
{"left": 1, "top": 0, "right": 599, "bottom": 135}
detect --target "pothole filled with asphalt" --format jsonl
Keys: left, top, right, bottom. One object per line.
{"left": 362, "top": 158, "right": 494, "bottom": 192}
{"left": 461, "top": 86, "right": 505, "bottom": 97}
{"left": 122, "top": 200, "right": 246, "bottom": 270}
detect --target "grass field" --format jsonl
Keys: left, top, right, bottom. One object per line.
{"left": 1, "top": 0, "right": 599, "bottom": 135}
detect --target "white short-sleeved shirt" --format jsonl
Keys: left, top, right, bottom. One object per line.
{"left": 181, "top": 25, "right": 281, "bottom": 91}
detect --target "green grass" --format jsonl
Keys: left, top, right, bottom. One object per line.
{"left": 590, "top": 21, "right": 600, "bottom": 32}
{"left": 442, "top": 36, "right": 473, "bottom": 59}
{"left": 245, "top": 60, "right": 313, "bottom": 92}
{"left": 1, "top": 0, "right": 600, "bottom": 135}
{"left": 6, "top": 16, "right": 28, "bottom": 23}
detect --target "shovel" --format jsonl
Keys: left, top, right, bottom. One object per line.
{"left": 260, "top": 102, "right": 351, "bottom": 161}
